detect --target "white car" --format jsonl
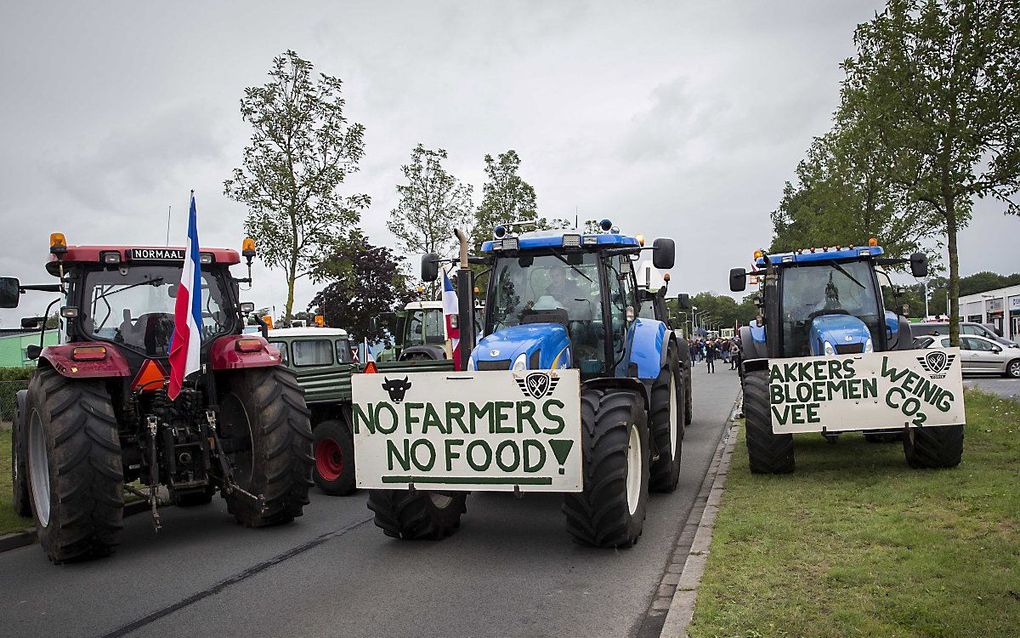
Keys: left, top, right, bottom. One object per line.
{"left": 916, "top": 334, "right": 1020, "bottom": 378}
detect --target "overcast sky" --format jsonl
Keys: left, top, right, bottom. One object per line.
{"left": 1, "top": 1, "right": 1016, "bottom": 325}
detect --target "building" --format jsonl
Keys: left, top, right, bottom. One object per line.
{"left": 0, "top": 329, "right": 59, "bottom": 367}
{"left": 959, "top": 284, "right": 1020, "bottom": 342}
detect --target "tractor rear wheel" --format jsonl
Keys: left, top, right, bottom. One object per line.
{"left": 563, "top": 388, "right": 649, "bottom": 548}
{"left": 218, "top": 367, "right": 313, "bottom": 527}
{"left": 903, "top": 425, "right": 964, "bottom": 469}
{"left": 678, "top": 338, "right": 693, "bottom": 426}
{"left": 11, "top": 389, "right": 31, "bottom": 517}
{"left": 650, "top": 345, "right": 683, "bottom": 492}
{"left": 367, "top": 489, "right": 467, "bottom": 540}
{"left": 743, "top": 369, "right": 795, "bottom": 474}
{"left": 313, "top": 416, "right": 356, "bottom": 496}
{"left": 26, "top": 370, "right": 124, "bottom": 563}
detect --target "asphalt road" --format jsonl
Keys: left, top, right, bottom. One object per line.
{"left": 965, "top": 377, "right": 1020, "bottom": 401}
{"left": 0, "top": 366, "right": 739, "bottom": 638}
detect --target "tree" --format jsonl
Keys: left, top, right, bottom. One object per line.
{"left": 770, "top": 119, "right": 933, "bottom": 262}
{"left": 308, "top": 234, "right": 413, "bottom": 343}
{"left": 841, "top": 0, "right": 1020, "bottom": 344}
{"left": 387, "top": 144, "right": 474, "bottom": 283}
{"left": 224, "top": 50, "right": 369, "bottom": 322}
{"left": 473, "top": 150, "right": 538, "bottom": 250}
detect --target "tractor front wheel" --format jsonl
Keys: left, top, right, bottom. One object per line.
{"left": 650, "top": 345, "right": 683, "bottom": 492}
{"left": 26, "top": 370, "right": 124, "bottom": 563}
{"left": 903, "top": 425, "right": 963, "bottom": 469}
{"left": 313, "top": 416, "right": 356, "bottom": 496}
{"left": 218, "top": 367, "right": 313, "bottom": 527}
{"left": 367, "top": 490, "right": 467, "bottom": 540}
{"left": 563, "top": 388, "right": 649, "bottom": 548}
{"left": 11, "top": 390, "right": 31, "bottom": 517}
{"left": 743, "top": 369, "right": 795, "bottom": 474}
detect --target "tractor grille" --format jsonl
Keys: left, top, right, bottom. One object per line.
{"left": 835, "top": 344, "right": 864, "bottom": 354}
{"left": 476, "top": 359, "right": 511, "bottom": 371}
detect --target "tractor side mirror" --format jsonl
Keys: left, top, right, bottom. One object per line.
{"left": 25, "top": 344, "right": 41, "bottom": 360}
{"left": 677, "top": 293, "right": 691, "bottom": 310}
{"left": 729, "top": 268, "right": 747, "bottom": 292}
{"left": 652, "top": 238, "right": 675, "bottom": 270}
{"left": 421, "top": 254, "right": 440, "bottom": 282}
{"left": 0, "top": 277, "right": 21, "bottom": 308}
{"left": 909, "top": 253, "right": 928, "bottom": 278}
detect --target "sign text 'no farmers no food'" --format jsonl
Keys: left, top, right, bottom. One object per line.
{"left": 768, "top": 348, "right": 965, "bottom": 434}
{"left": 352, "top": 369, "right": 582, "bottom": 492}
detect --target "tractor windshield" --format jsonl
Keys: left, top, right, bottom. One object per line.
{"left": 81, "top": 266, "right": 234, "bottom": 357}
{"left": 489, "top": 252, "right": 606, "bottom": 370}
{"left": 780, "top": 260, "right": 881, "bottom": 357}
{"left": 405, "top": 308, "right": 445, "bottom": 347}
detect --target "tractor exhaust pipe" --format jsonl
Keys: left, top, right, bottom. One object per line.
{"left": 454, "top": 228, "right": 475, "bottom": 372}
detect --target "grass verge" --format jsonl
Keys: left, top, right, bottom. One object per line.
{"left": 690, "top": 390, "right": 1019, "bottom": 638}
{"left": 0, "top": 429, "right": 34, "bottom": 536}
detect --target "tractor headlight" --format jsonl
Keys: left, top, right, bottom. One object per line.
{"left": 512, "top": 353, "right": 528, "bottom": 371}
{"left": 823, "top": 341, "right": 835, "bottom": 356}
{"left": 864, "top": 338, "right": 874, "bottom": 353}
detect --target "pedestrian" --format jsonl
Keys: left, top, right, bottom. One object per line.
{"left": 729, "top": 339, "right": 740, "bottom": 370}
{"left": 689, "top": 340, "right": 698, "bottom": 365}
{"left": 705, "top": 338, "right": 718, "bottom": 373}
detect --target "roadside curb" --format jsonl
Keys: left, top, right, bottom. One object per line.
{"left": 659, "top": 402, "right": 740, "bottom": 638}
{"left": 0, "top": 499, "right": 152, "bottom": 554}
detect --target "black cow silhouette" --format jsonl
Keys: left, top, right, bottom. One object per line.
{"left": 381, "top": 376, "right": 412, "bottom": 403}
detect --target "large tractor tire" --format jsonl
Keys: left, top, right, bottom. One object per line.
{"left": 11, "top": 389, "right": 31, "bottom": 517}
{"left": 903, "top": 425, "right": 964, "bottom": 469}
{"left": 677, "top": 338, "right": 693, "bottom": 426}
{"left": 218, "top": 367, "right": 314, "bottom": 527}
{"left": 368, "top": 489, "right": 468, "bottom": 540}
{"left": 563, "top": 388, "right": 650, "bottom": 548}
{"left": 26, "top": 370, "right": 124, "bottom": 563}
{"left": 313, "top": 415, "right": 356, "bottom": 496}
{"left": 650, "top": 345, "right": 684, "bottom": 492}
{"left": 743, "top": 369, "right": 795, "bottom": 474}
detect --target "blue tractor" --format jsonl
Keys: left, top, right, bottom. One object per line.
{"left": 730, "top": 242, "right": 963, "bottom": 472}
{"left": 366, "top": 221, "right": 688, "bottom": 547}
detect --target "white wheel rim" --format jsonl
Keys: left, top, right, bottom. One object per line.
{"left": 669, "top": 375, "right": 679, "bottom": 459}
{"left": 28, "top": 410, "right": 51, "bottom": 527}
{"left": 1010, "top": 361, "right": 1020, "bottom": 377}
{"left": 430, "top": 493, "right": 453, "bottom": 509}
{"left": 626, "top": 423, "right": 642, "bottom": 515}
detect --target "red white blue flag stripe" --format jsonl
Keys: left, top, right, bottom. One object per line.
{"left": 167, "top": 193, "right": 204, "bottom": 400}
{"left": 442, "top": 272, "right": 461, "bottom": 370}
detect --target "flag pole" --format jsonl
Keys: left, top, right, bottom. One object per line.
{"left": 166, "top": 205, "right": 171, "bottom": 245}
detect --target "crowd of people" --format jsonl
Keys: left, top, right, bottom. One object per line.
{"left": 687, "top": 336, "right": 741, "bottom": 374}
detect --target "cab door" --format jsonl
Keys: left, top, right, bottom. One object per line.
{"left": 961, "top": 336, "right": 997, "bottom": 373}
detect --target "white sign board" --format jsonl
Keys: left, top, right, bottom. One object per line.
{"left": 353, "top": 369, "right": 582, "bottom": 492}
{"left": 768, "top": 349, "right": 965, "bottom": 434}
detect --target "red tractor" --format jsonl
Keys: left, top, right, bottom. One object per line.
{"left": 2, "top": 234, "right": 313, "bottom": 563}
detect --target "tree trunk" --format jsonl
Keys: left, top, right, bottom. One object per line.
{"left": 285, "top": 259, "right": 297, "bottom": 324}
{"left": 944, "top": 197, "right": 960, "bottom": 347}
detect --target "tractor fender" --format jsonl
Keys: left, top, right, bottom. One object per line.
{"left": 625, "top": 319, "right": 667, "bottom": 381}
{"left": 886, "top": 311, "right": 913, "bottom": 350}
{"left": 739, "top": 326, "right": 768, "bottom": 361}
{"left": 209, "top": 334, "right": 282, "bottom": 370}
{"left": 39, "top": 343, "right": 131, "bottom": 378}
{"left": 582, "top": 377, "right": 650, "bottom": 413}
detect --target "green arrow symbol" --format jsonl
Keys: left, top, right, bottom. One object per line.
{"left": 549, "top": 439, "right": 574, "bottom": 466}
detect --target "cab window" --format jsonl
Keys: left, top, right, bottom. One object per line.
{"left": 335, "top": 339, "right": 353, "bottom": 363}
{"left": 292, "top": 339, "right": 334, "bottom": 366}
{"left": 269, "top": 341, "right": 289, "bottom": 366}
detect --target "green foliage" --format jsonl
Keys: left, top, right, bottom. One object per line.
{"left": 224, "top": 50, "right": 369, "bottom": 322}
{"left": 667, "top": 292, "right": 758, "bottom": 333}
{"left": 840, "top": 0, "right": 1020, "bottom": 343}
{"left": 0, "top": 431, "right": 34, "bottom": 534}
{"left": 309, "top": 233, "right": 414, "bottom": 342}
{"left": 473, "top": 150, "right": 538, "bottom": 250}
{"left": 691, "top": 391, "right": 1020, "bottom": 638}
{"left": 387, "top": 144, "right": 474, "bottom": 274}
{"left": 0, "top": 367, "right": 34, "bottom": 382}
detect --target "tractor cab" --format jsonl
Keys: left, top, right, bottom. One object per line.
{"left": 465, "top": 220, "right": 675, "bottom": 380}
{"left": 729, "top": 241, "right": 928, "bottom": 359}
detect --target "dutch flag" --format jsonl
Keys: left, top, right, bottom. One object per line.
{"left": 442, "top": 272, "right": 461, "bottom": 370}
{"left": 167, "top": 193, "right": 204, "bottom": 400}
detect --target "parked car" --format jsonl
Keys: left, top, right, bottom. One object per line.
{"left": 914, "top": 321, "right": 1018, "bottom": 348}
{"left": 918, "top": 334, "right": 1020, "bottom": 378}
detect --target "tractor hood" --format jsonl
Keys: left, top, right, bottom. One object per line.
{"left": 809, "top": 314, "right": 873, "bottom": 356}
{"left": 472, "top": 323, "right": 571, "bottom": 371}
